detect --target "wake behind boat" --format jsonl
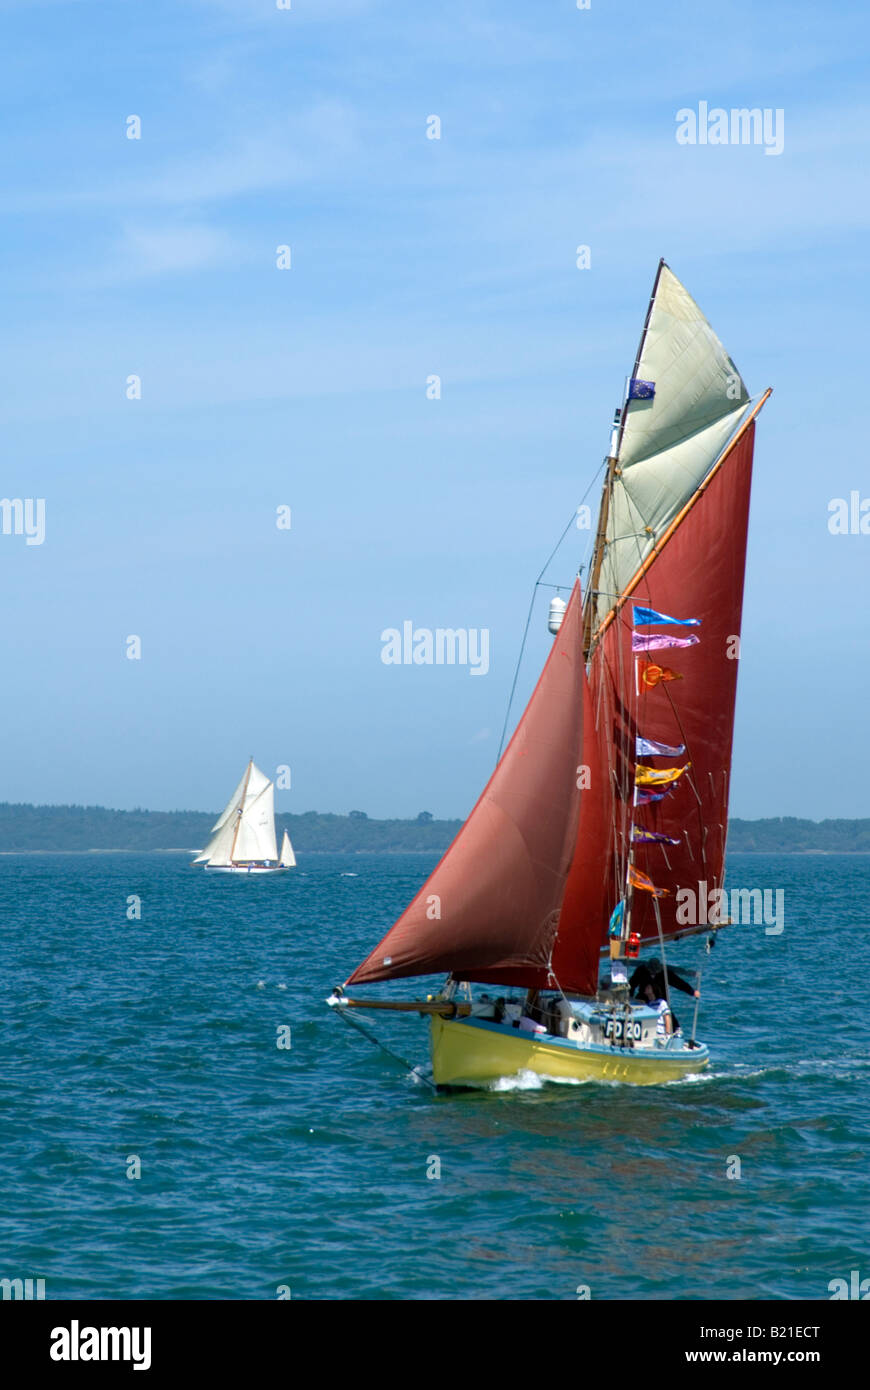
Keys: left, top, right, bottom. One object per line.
{"left": 192, "top": 759, "right": 296, "bottom": 874}
{"left": 329, "top": 260, "right": 771, "bottom": 1089}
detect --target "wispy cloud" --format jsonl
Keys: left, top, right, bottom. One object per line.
{"left": 87, "top": 221, "right": 242, "bottom": 284}
{"left": 191, "top": 0, "right": 374, "bottom": 20}
{"left": 5, "top": 101, "right": 362, "bottom": 215}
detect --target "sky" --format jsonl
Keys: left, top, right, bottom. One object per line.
{"left": 1, "top": 0, "right": 868, "bottom": 821}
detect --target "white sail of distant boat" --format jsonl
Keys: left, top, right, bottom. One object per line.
{"left": 193, "top": 759, "right": 296, "bottom": 874}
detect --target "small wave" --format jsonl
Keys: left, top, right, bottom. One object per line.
{"left": 725, "top": 1065, "right": 777, "bottom": 1079}
{"left": 723, "top": 1058, "right": 870, "bottom": 1083}
{"left": 663, "top": 1070, "right": 717, "bottom": 1085}
{"left": 487, "top": 1067, "right": 723, "bottom": 1093}
{"left": 488, "top": 1069, "right": 589, "bottom": 1092}
{"left": 339, "top": 872, "right": 358, "bottom": 877}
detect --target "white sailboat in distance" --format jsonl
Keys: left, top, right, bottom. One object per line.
{"left": 192, "top": 759, "right": 296, "bottom": 874}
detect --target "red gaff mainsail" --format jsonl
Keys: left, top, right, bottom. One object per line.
{"left": 559, "top": 422, "right": 759, "bottom": 986}
{"left": 345, "top": 582, "right": 605, "bottom": 992}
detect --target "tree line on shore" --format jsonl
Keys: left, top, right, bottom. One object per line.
{"left": 0, "top": 804, "right": 868, "bottom": 853}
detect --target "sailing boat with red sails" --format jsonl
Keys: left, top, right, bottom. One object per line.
{"left": 329, "top": 260, "right": 771, "bottom": 1088}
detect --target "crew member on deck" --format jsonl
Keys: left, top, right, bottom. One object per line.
{"left": 642, "top": 982, "right": 674, "bottom": 1042}
{"left": 630, "top": 957, "right": 699, "bottom": 1003}
{"left": 631, "top": 957, "right": 697, "bottom": 1034}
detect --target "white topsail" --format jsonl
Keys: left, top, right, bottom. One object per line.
{"left": 593, "top": 264, "right": 755, "bottom": 631}
{"left": 195, "top": 760, "right": 286, "bottom": 867}
{"left": 211, "top": 768, "right": 250, "bottom": 835}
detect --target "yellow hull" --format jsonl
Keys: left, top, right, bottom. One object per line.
{"left": 430, "top": 1016, "right": 709, "bottom": 1087}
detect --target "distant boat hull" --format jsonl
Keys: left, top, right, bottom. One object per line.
{"left": 430, "top": 1015, "right": 709, "bottom": 1088}
{"left": 203, "top": 863, "right": 289, "bottom": 875}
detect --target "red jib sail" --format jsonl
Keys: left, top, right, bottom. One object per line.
{"left": 346, "top": 582, "right": 602, "bottom": 990}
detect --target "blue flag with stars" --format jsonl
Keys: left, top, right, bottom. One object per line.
{"left": 628, "top": 378, "right": 655, "bottom": 400}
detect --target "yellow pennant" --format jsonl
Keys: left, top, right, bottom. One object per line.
{"left": 634, "top": 762, "right": 691, "bottom": 787}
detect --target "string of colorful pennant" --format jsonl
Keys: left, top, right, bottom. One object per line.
{"left": 627, "top": 605, "right": 701, "bottom": 896}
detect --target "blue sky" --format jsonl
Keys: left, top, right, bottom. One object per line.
{"left": 1, "top": 0, "right": 868, "bottom": 820}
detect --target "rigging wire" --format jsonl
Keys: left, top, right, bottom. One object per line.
{"left": 651, "top": 894, "right": 672, "bottom": 1015}
{"left": 689, "top": 965, "right": 703, "bottom": 1045}
{"left": 332, "top": 1003, "right": 438, "bottom": 1093}
{"left": 495, "top": 464, "right": 605, "bottom": 762}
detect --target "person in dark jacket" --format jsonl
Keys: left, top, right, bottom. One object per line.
{"left": 630, "top": 957, "right": 699, "bottom": 1033}
{"left": 630, "top": 957, "right": 699, "bottom": 1000}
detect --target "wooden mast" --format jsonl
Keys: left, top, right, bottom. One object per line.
{"left": 581, "top": 457, "right": 617, "bottom": 661}
{"left": 229, "top": 757, "right": 254, "bottom": 865}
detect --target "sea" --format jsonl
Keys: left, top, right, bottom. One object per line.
{"left": 1, "top": 850, "right": 867, "bottom": 1301}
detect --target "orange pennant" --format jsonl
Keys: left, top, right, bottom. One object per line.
{"left": 628, "top": 864, "right": 670, "bottom": 898}
{"left": 637, "top": 660, "right": 683, "bottom": 692}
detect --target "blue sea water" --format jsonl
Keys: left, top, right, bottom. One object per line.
{"left": 0, "top": 850, "right": 867, "bottom": 1301}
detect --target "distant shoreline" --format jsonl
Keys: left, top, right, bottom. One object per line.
{"left": 2, "top": 805, "right": 870, "bottom": 854}
{"left": 3, "top": 847, "right": 870, "bottom": 857}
